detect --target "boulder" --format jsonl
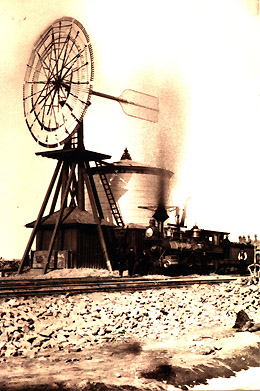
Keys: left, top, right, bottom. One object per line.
{"left": 233, "top": 310, "right": 254, "bottom": 330}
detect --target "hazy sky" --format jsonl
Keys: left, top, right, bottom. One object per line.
{"left": 1, "top": 0, "right": 260, "bottom": 259}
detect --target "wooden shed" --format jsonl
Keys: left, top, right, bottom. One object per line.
{"left": 26, "top": 206, "right": 116, "bottom": 269}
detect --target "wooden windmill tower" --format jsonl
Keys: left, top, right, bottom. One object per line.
{"left": 19, "top": 17, "right": 159, "bottom": 274}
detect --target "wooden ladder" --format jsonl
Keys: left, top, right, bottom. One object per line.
{"left": 95, "top": 161, "right": 124, "bottom": 227}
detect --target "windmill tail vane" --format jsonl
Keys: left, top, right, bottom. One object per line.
{"left": 91, "top": 89, "right": 159, "bottom": 123}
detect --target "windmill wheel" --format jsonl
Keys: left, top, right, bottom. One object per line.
{"left": 23, "top": 16, "right": 94, "bottom": 148}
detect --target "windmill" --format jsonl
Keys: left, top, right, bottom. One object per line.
{"left": 18, "top": 17, "right": 159, "bottom": 274}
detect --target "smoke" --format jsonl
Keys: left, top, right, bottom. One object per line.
{"left": 133, "top": 69, "right": 190, "bottom": 215}
{"left": 131, "top": 1, "right": 260, "bottom": 236}
{"left": 136, "top": 72, "right": 189, "bottom": 173}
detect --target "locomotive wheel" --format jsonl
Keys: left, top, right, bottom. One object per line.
{"left": 213, "top": 259, "right": 227, "bottom": 274}
{"left": 178, "top": 255, "right": 191, "bottom": 276}
{"left": 211, "top": 259, "right": 219, "bottom": 274}
{"left": 207, "top": 258, "right": 215, "bottom": 274}
{"left": 189, "top": 254, "right": 202, "bottom": 275}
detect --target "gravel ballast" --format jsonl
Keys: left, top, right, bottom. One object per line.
{"left": 0, "top": 274, "right": 259, "bottom": 390}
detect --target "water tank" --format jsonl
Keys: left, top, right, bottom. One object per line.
{"left": 86, "top": 148, "right": 174, "bottom": 226}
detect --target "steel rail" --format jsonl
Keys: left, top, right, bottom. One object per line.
{"left": 0, "top": 276, "right": 237, "bottom": 298}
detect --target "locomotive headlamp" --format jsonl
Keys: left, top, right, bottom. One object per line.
{"left": 145, "top": 227, "right": 154, "bottom": 238}
{"left": 163, "top": 260, "right": 171, "bottom": 268}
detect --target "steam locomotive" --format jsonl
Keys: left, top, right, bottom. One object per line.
{"left": 142, "top": 221, "right": 254, "bottom": 276}
{"left": 129, "top": 204, "right": 255, "bottom": 276}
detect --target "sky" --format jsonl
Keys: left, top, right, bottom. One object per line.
{"left": 1, "top": 0, "right": 260, "bottom": 259}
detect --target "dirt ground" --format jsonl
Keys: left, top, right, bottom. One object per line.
{"left": 0, "top": 325, "right": 259, "bottom": 391}
{"left": 0, "top": 270, "right": 260, "bottom": 390}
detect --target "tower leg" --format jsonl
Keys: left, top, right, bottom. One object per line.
{"left": 78, "top": 163, "right": 85, "bottom": 210}
{"left": 18, "top": 160, "right": 62, "bottom": 274}
{"left": 82, "top": 162, "right": 112, "bottom": 272}
{"left": 43, "top": 162, "right": 76, "bottom": 274}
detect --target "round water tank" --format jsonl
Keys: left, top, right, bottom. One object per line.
{"left": 86, "top": 149, "right": 174, "bottom": 227}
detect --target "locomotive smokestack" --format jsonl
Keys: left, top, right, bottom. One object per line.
{"left": 153, "top": 204, "right": 169, "bottom": 235}
{"left": 153, "top": 204, "right": 169, "bottom": 223}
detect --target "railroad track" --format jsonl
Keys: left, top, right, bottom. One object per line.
{"left": 0, "top": 275, "right": 238, "bottom": 297}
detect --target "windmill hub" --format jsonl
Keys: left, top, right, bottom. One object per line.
{"left": 51, "top": 78, "right": 69, "bottom": 93}
{"left": 53, "top": 78, "right": 62, "bottom": 89}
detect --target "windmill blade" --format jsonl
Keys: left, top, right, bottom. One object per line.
{"left": 91, "top": 89, "right": 159, "bottom": 122}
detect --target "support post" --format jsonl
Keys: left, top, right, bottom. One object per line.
{"left": 78, "top": 163, "right": 85, "bottom": 210}
{"left": 18, "top": 160, "right": 62, "bottom": 274}
{"left": 61, "top": 161, "right": 69, "bottom": 208}
{"left": 82, "top": 162, "right": 112, "bottom": 272}
{"left": 43, "top": 162, "right": 76, "bottom": 274}
{"left": 49, "top": 167, "right": 63, "bottom": 215}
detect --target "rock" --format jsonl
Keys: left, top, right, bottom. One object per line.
{"left": 249, "top": 284, "right": 259, "bottom": 292}
{"left": 19, "top": 340, "right": 33, "bottom": 351}
{"left": 241, "top": 320, "right": 254, "bottom": 332}
{"left": 11, "top": 331, "right": 23, "bottom": 341}
{"left": 32, "top": 336, "right": 50, "bottom": 348}
{"left": 202, "top": 346, "right": 216, "bottom": 355}
{"left": 68, "top": 346, "right": 82, "bottom": 352}
{"left": 37, "top": 327, "right": 55, "bottom": 338}
{"left": 232, "top": 310, "right": 254, "bottom": 330}
{"left": 25, "top": 350, "right": 37, "bottom": 358}
{"left": 6, "top": 299, "right": 19, "bottom": 307}
{"left": 0, "top": 280, "right": 258, "bottom": 360}
{"left": 5, "top": 347, "right": 18, "bottom": 357}
{"left": 91, "top": 326, "right": 100, "bottom": 336}
{"left": 0, "top": 332, "right": 9, "bottom": 343}
{"left": 0, "top": 341, "right": 6, "bottom": 350}
{"left": 55, "top": 334, "right": 68, "bottom": 344}
{"left": 21, "top": 325, "right": 31, "bottom": 334}
{"left": 248, "top": 323, "right": 260, "bottom": 332}
{"left": 40, "top": 340, "right": 52, "bottom": 350}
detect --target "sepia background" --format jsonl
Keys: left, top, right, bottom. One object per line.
{"left": 1, "top": 0, "right": 260, "bottom": 259}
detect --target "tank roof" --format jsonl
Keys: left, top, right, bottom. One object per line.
{"left": 90, "top": 159, "right": 173, "bottom": 177}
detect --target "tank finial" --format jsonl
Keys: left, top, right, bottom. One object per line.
{"left": 120, "top": 148, "right": 132, "bottom": 160}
